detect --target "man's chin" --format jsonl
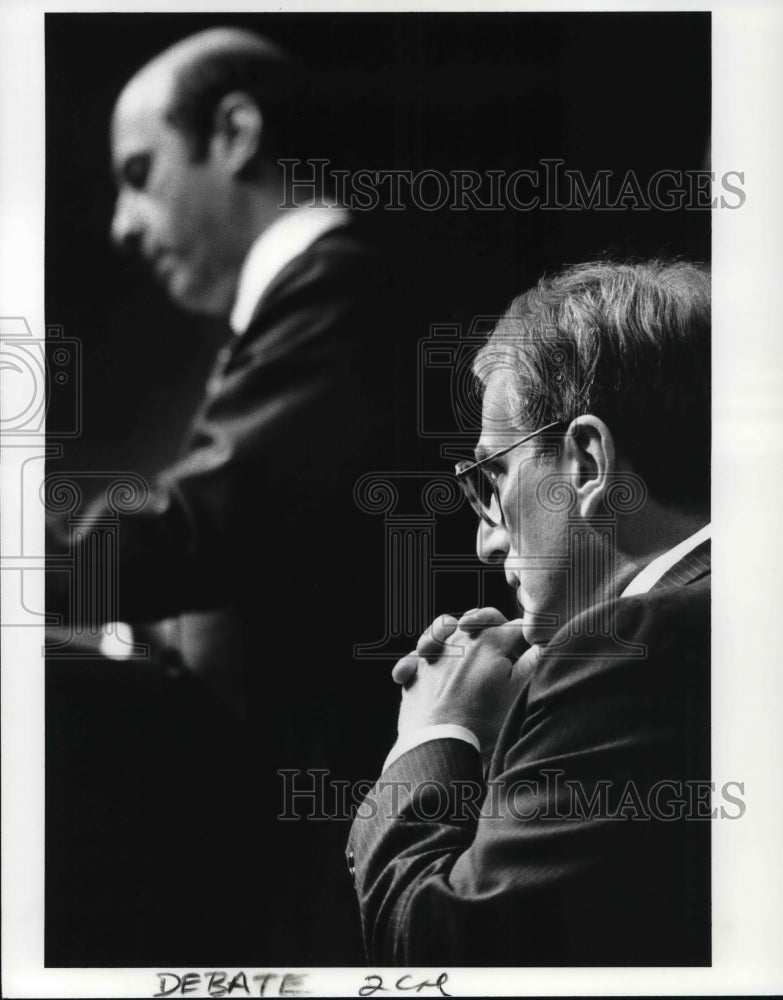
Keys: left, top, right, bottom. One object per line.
{"left": 517, "top": 601, "right": 561, "bottom": 647}
{"left": 166, "top": 277, "right": 224, "bottom": 317}
{"left": 521, "top": 618, "right": 554, "bottom": 648}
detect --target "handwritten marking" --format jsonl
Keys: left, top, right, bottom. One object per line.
{"left": 153, "top": 971, "right": 310, "bottom": 997}
{"left": 358, "top": 972, "right": 450, "bottom": 997}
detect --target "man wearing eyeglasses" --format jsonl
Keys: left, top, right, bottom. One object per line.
{"left": 347, "top": 259, "right": 711, "bottom": 965}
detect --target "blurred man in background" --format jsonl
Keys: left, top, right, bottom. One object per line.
{"left": 48, "top": 27, "right": 420, "bottom": 963}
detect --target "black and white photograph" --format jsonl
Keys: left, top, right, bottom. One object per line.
{"left": 1, "top": 1, "right": 782, "bottom": 997}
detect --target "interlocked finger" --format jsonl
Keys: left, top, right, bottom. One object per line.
{"left": 458, "top": 606, "right": 508, "bottom": 635}
{"left": 391, "top": 651, "right": 421, "bottom": 686}
{"left": 415, "top": 614, "right": 459, "bottom": 660}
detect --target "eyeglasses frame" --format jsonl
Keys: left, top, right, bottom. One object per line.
{"left": 454, "top": 419, "right": 567, "bottom": 526}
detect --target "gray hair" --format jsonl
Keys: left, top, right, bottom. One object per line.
{"left": 473, "top": 259, "right": 710, "bottom": 508}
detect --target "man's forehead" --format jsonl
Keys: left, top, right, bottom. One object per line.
{"left": 111, "top": 67, "right": 174, "bottom": 152}
{"left": 476, "top": 373, "right": 526, "bottom": 455}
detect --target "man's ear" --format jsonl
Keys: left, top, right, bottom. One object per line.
{"left": 563, "top": 415, "right": 616, "bottom": 518}
{"left": 209, "top": 92, "right": 264, "bottom": 176}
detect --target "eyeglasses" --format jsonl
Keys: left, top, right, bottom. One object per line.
{"left": 454, "top": 419, "right": 566, "bottom": 527}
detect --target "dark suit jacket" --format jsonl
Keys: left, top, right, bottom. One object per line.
{"left": 348, "top": 542, "right": 711, "bottom": 966}
{"left": 47, "top": 219, "right": 428, "bottom": 963}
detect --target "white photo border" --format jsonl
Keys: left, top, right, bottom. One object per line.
{"left": 2, "top": 0, "right": 782, "bottom": 996}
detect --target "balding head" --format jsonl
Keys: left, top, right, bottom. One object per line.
{"left": 115, "top": 28, "right": 297, "bottom": 168}
{"left": 126, "top": 26, "right": 288, "bottom": 83}
{"left": 110, "top": 29, "right": 304, "bottom": 316}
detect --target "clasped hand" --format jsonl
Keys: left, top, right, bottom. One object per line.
{"left": 393, "top": 608, "right": 534, "bottom": 753}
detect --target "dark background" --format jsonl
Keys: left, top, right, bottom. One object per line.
{"left": 45, "top": 11, "right": 710, "bottom": 967}
{"left": 46, "top": 11, "right": 710, "bottom": 477}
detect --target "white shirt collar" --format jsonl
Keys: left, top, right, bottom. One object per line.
{"left": 620, "top": 522, "right": 711, "bottom": 598}
{"left": 229, "top": 205, "right": 351, "bottom": 335}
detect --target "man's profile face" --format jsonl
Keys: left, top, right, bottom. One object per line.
{"left": 110, "top": 70, "right": 238, "bottom": 315}
{"left": 474, "top": 372, "right": 571, "bottom": 646}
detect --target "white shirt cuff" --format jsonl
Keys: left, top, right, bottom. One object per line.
{"left": 382, "top": 724, "right": 480, "bottom": 773}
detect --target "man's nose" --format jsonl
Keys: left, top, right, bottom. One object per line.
{"left": 476, "top": 518, "right": 509, "bottom": 564}
{"left": 110, "top": 190, "right": 142, "bottom": 251}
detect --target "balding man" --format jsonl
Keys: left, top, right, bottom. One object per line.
{"left": 111, "top": 29, "right": 306, "bottom": 319}
{"left": 47, "top": 29, "right": 418, "bottom": 963}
